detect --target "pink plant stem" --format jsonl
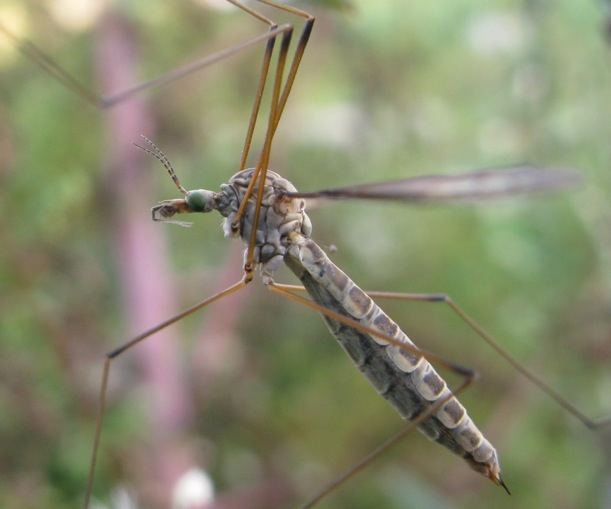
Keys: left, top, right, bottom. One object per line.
{"left": 95, "top": 10, "right": 193, "bottom": 507}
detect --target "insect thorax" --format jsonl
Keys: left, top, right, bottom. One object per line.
{"left": 219, "top": 169, "right": 312, "bottom": 275}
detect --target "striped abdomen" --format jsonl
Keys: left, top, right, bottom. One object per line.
{"left": 285, "top": 233, "right": 503, "bottom": 485}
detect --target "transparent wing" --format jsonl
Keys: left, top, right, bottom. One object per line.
{"left": 285, "top": 165, "right": 581, "bottom": 204}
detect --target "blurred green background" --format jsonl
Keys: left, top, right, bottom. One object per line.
{"left": 1, "top": 0, "right": 610, "bottom": 508}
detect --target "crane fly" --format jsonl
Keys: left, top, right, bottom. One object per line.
{"left": 1, "top": 1, "right": 609, "bottom": 508}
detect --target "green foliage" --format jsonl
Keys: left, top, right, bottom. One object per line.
{"left": 0, "top": 1, "right": 610, "bottom": 508}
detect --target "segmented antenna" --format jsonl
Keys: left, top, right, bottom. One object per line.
{"left": 136, "top": 135, "right": 194, "bottom": 227}
{"left": 134, "top": 135, "right": 189, "bottom": 196}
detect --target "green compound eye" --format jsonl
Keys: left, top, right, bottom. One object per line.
{"left": 186, "top": 190, "right": 208, "bottom": 212}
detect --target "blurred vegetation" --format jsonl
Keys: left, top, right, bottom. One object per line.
{"left": 0, "top": 0, "right": 610, "bottom": 508}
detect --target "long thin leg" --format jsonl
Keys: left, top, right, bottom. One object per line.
{"left": 265, "top": 282, "right": 484, "bottom": 506}
{"left": 1, "top": 4, "right": 312, "bottom": 505}
{"left": 84, "top": 279, "right": 249, "bottom": 509}
{"left": 277, "top": 283, "right": 610, "bottom": 430}
{"left": 228, "top": 2, "right": 314, "bottom": 266}
{"left": 268, "top": 281, "right": 609, "bottom": 505}
{"left": 0, "top": 1, "right": 313, "bottom": 188}
{"left": 227, "top": 1, "right": 314, "bottom": 172}
{"left": 268, "top": 283, "right": 479, "bottom": 372}
{"left": 366, "top": 290, "right": 610, "bottom": 431}
{"left": 0, "top": 4, "right": 303, "bottom": 110}
{"left": 299, "top": 377, "right": 476, "bottom": 509}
